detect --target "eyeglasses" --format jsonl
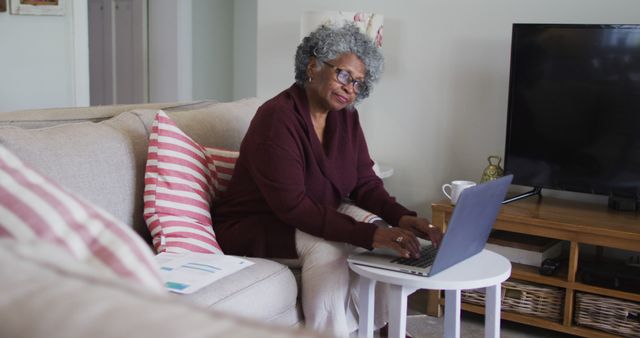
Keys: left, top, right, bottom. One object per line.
{"left": 322, "top": 61, "right": 367, "bottom": 94}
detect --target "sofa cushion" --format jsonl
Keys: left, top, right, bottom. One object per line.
{"left": 0, "top": 99, "right": 262, "bottom": 241}
{"left": 0, "top": 111, "right": 151, "bottom": 239}
{"left": 184, "top": 256, "right": 301, "bottom": 325}
{"left": 0, "top": 239, "right": 321, "bottom": 338}
{"left": 144, "top": 111, "right": 238, "bottom": 254}
{"left": 133, "top": 97, "right": 262, "bottom": 151}
{"left": 0, "top": 145, "right": 163, "bottom": 291}
{"left": 0, "top": 100, "right": 219, "bottom": 129}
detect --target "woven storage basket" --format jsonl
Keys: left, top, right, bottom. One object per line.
{"left": 462, "top": 279, "right": 564, "bottom": 322}
{"left": 575, "top": 292, "right": 640, "bottom": 337}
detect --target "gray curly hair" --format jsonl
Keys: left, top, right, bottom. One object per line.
{"left": 295, "top": 23, "right": 384, "bottom": 102}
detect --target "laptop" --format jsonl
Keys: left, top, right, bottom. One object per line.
{"left": 347, "top": 175, "right": 513, "bottom": 277}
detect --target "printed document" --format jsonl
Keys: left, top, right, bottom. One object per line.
{"left": 156, "top": 252, "right": 254, "bottom": 294}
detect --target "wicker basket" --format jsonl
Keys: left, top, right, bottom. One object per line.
{"left": 462, "top": 279, "right": 564, "bottom": 322}
{"left": 575, "top": 293, "right": 640, "bottom": 337}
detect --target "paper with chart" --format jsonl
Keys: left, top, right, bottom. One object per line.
{"left": 156, "top": 252, "right": 254, "bottom": 294}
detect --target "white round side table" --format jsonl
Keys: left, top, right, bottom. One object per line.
{"left": 349, "top": 249, "right": 511, "bottom": 338}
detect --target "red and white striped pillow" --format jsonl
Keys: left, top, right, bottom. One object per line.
{"left": 0, "top": 145, "right": 164, "bottom": 292}
{"left": 143, "top": 111, "right": 238, "bottom": 254}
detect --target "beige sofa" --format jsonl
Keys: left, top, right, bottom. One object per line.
{"left": 0, "top": 99, "right": 317, "bottom": 338}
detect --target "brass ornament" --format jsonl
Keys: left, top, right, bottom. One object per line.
{"left": 480, "top": 155, "right": 504, "bottom": 183}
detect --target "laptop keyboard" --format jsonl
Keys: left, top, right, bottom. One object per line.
{"left": 391, "top": 244, "right": 438, "bottom": 268}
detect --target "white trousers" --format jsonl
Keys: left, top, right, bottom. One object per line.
{"left": 279, "top": 230, "right": 389, "bottom": 338}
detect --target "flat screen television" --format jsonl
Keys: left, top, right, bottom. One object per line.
{"left": 504, "top": 23, "right": 640, "bottom": 209}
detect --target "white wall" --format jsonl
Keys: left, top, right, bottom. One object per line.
{"left": 151, "top": 0, "right": 235, "bottom": 103}
{"left": 253, "top": 0, "right": 640, "bottom": 217}
{"left": 148, "top": 0, "right": 193, "bottom": 103}
{"left": 0, "top": 0, "right": 245, "bottom": 109}
{"left": 0, "top": 0, "right": 89, "bottom": 111}
{"left": 232, "top": 0, "right": 257, "bottom": 100}
{"left": 192, "top": 0, "right": 233, "bottom": 101}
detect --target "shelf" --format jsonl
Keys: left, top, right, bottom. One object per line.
{"left": 510, "top": 262, "right": 568, "bottom": 288}
{"left": 462, "top": 302, "right": 566, "bottom": 334}
{"left": 573, "top": 282, "right": 640, "bottom": 302}
{"left": 461, "top": 302, "right": 621, "bottom": 338}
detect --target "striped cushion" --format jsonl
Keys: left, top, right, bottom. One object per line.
{"left": 0, "top": 145, "right": 164, "bottom": 292}
{"left": 143, "top": 111, "right": 238, "bottom": 254}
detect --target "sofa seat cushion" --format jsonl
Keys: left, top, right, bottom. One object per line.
{"left": 0, "top": 239, "right": 321, "bottom": 338}
{"left": 184, "top": 257, "right": 301, "bottom": 326}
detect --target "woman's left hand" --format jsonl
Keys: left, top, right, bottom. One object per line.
{"left": 398, "top": 215, "right": 443, "bottom": 248}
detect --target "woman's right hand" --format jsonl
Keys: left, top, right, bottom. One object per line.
{"left": 372, "top": 227, "right": 421, "bottom": 258}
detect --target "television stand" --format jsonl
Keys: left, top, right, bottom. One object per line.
{"left": 430, "top": 197, "right": 640, "bottom": 337}
{"left": 502, "top": 187, "right": 542, "bottom": 204}
{"left": 608, "top": 194, "right": 639, "bottom": 211}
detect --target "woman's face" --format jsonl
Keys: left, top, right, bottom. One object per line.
{"left": 306, "top": 53, "right": 366, "bottom": 113}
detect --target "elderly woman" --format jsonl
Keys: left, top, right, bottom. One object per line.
{"left": 213, "top": 23, "right": 442, "bottom": 337}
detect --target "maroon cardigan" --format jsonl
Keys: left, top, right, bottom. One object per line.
{"left": 213, "top": 84, "right": 416, "bottom": 258}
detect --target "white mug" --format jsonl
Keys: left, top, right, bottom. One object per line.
{"left": 442, "top": 180, "right": 476, "bottom": 205}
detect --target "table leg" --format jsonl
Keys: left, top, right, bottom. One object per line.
{"left": 444, "top": 289, "right": 461, "bottom": 338}
{"left": 357, "top": 276, "right": 376, "bottom": 338}
{"left": 484, "top": 283, "right": 501, "bottom": 338}
{"left": 388, "top": 285, "right": 417, "bottom": 338}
